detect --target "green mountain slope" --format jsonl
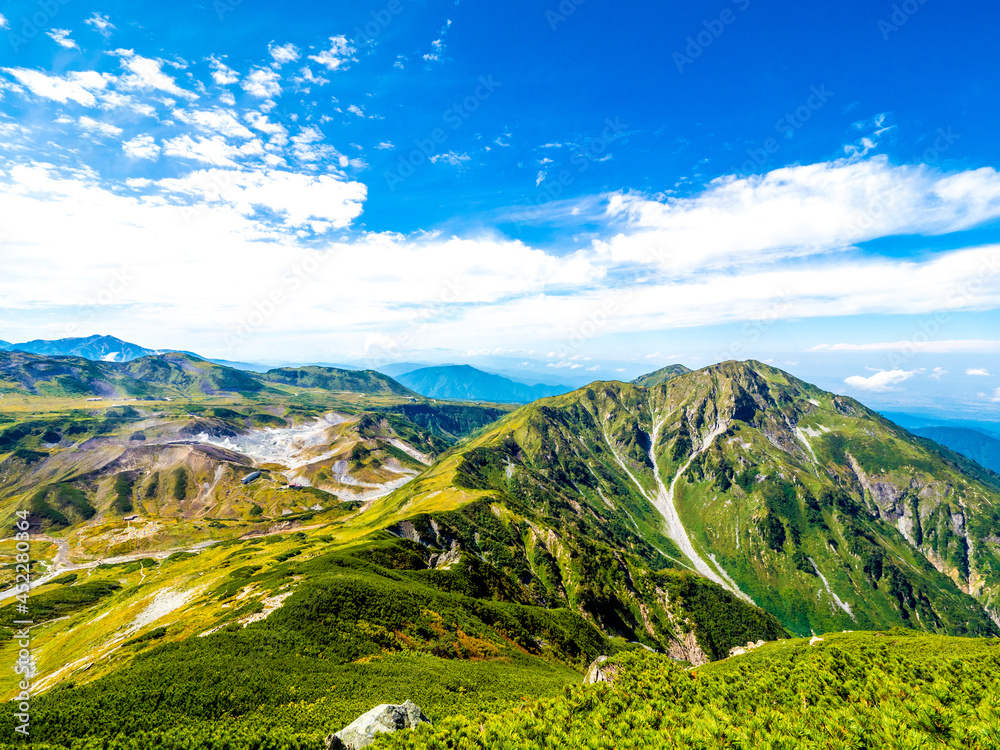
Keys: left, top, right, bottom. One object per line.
{"left": 261, "top": 365, "right": 415, "bottom": 396}
{"left": 0, "top": 352, "right": 413, "bottom": 399}
{"left": 369, "top": 360, "right": 1000, "bottom": 639}
{"left": 633, "top": 363, "right": 692, "bottom": 387}
{"left": 396, "top": 365, "right": 571, "bottom": 403}
{"left": 0, "top": 351, "right": 267, "bottom": 398}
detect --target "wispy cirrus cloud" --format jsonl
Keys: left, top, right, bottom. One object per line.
{"left": 85, "top": 13, "right": 115, "bottom": 38}
{"left": 2, "top": 68, "right": 111, "bottom": 105}
{"left": 47, "top": 29, "right": 78, "bottom": 49}
{"left": 811, "top": 340, "right": 1000, "bottom": 353}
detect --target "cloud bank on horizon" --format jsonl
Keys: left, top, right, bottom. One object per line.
{"left": 1, "top": 0, "right": 999, "bottom": 412}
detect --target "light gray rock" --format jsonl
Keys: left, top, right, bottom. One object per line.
{"left": 583, "top": 655, "right": 620, "bottom": 685}
{"left": 325, "top": 700, "right": 432, "bottom": 750}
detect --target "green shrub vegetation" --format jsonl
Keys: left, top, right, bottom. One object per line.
{"left": 381, "top": 631, "right": 1000, "bottom": 750}
{"left": 172, "top": 467, "right": 188, "bottom": 501}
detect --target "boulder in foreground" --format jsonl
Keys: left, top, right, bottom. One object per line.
{"left": 325, "top": 700, "right": 432, "bottom": 750}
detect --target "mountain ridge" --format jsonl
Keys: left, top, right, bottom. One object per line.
{"left": 396, "top": 364, "right": 573, "bottom": 404}
{"left": 0, "top": 350, "right": 415, "bottom": 399}
{"left": 366, "top": 359, "right": 1000, "bottom": 638}
{"left": 632, "top": 363, "right": 693, "bottom": 387}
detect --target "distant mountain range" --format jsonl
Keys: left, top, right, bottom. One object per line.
{"left": 0, "top": 350, "right": 414, "bottom": 399}
{"left": 911, "top": 427, "right": 1000, "bottom": 476}
{"left": 0, "top": 334, "right": 156, "bottom": 362}
{"left": 395, "top": 364, "right": 573, "bottom": 403}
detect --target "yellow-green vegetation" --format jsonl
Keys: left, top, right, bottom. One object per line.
{"left": 0, "top": 534, "right": 611, "bottom": 749}
{"left": 3, "top": 358, "right": 1000, "bottom": 750}
{"left": 379, "top": 630, "right": 1000, "bottom": 750}
{"left": 365, "top": 361, "right": 1000, "bottom": 639}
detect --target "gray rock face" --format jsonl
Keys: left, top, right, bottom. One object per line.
{"left": 583, "top": 655, "right": 620, "bottom": 685}
{"left": 325, "top": 700, "right": 432, "bottom": 750}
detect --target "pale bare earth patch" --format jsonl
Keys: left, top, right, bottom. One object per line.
{"left": 198, "top": 413, "right": 349, "bottom": 472}
{"left": 128, "top": 584, "right": 205, "bottom": 635}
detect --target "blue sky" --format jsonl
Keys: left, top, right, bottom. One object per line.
{"left": 1, "top": 0, "right": 1000, "bottom": 415}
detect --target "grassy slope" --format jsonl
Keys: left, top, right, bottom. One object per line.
{"left": 362, "top": 361, "right": 1000, "bottom": 639}
{"left": 0, "top": 351, "right": 415, "bottom": 400}
{"left": 632, "top": 363, "right": 693, "bottom": 387}
{"left": 0, "top": 532, "right": 606, "bottom": 749}
{"left": 378, "top": 630, "right": 1000, "bottom": 750}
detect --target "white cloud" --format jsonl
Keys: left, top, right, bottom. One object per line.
{"left": 290, "top": 126, "right": 338, "bottom": 163}
{"left": 347, "top": 104, "right": 364, "bottom": 117}
{"left": 844, "top": 369, "right": 920, "bottom": 392}
{"left": 294, "top": 67, "right": 328, "bottom": 87}
{"left": 0, "top": 163, "right": 607, "bottom": 357}
{"left": 114, "top": 50, "right": 197, "bottom": 100}
{"left": 308, "top": 36, "right": 355, "bottom": 71}
{"left": 929, "top": 367, "right": 948, "bottom": 380}
{"left": 77, "top": 116, "right": 123, "bottom": 138}
{"left": 242, "top": 68, "right": 282, "bottom": 98}
{"left": 423, "top": 39, "right": 445, "bottom": 62}
{"left": 269, "top": 43, "right": 300, "bottom": 65}
{"left": 429, "top": 151, "right": 470, "bottom": 166}
{"left": 601, "top": 157, "right": 1000, "bottom": 273}
{"left": 47, "top": 29, "right": 78, "bottom": 49}
{"left": 85, "top": 13, "right": 115, "bottom": 37}
{"left": 209, "top": 57, "right": 239, "bottom": 86}
{"left": 993, "top": 388, "right": 1000, "bottom": 403}
{"left": 122, "top": 135, "right": 160, "bottom": 160}
{"left": 0, "top": 14, "right": 8, "bottom": 30}
{"left": 2, "top": 69, "right": 110, "bottom": 106}
{"left": 173, "top": 108, "right": 255, "bottom": 139}
{"left": 375, "top": 141, "right": 394, "bottom": 150}
{"left": 154, "top": 167, "right": 366, "bottom": 229}
{"left": 811, "top": 340, "right": 1000, "bottom": 354}
{"left": 245, "top": 111, "right": 288, "bottom": 145}
{"left": 162, "top": 135, "right": 264, "bottom": 167}
{"left": 966, "top": 368, "right": 991, "bottom": 376}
